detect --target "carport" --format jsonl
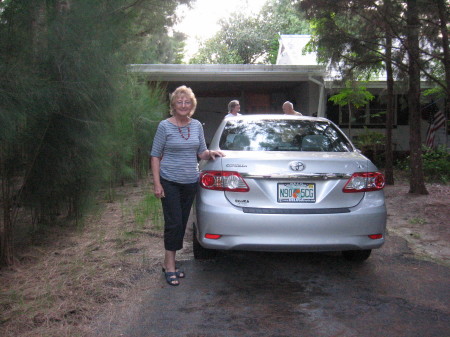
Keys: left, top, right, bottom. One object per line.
{"left": 129, "top": 64, "right": 327, "bottom": 143}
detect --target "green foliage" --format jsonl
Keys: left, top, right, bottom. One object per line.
{"left": 134, "top": 191, "right": 164, "bottom": 230}
{"left": 353, "top": 127, "right": 385, "bottom": 168}
{"left": 353, "top": 128, "right": 385, "bottom": 148}
{"left": 190, "top": 0, "right": 309, "bottom": 64}
{"left": 409, "top": 218, "right": 426, "bottom": 226}
{"left": 189, "top": 33, "right": 245, "bottom": 64}
{"left": 261, "top": 0, "right": 310, "bottom": 64}
{"left": 423, "top": 86, "right": 446, "bottom": 99}
{"left": 300, "top": 0, "right": 448, "bottom": 107}
{"left": 328, "top": 80, "right": 375, "bottom": 138}
{"left": 104, "top": 76, "right": 166, "bottom": 189}
{"left": 0, "top": 0, "right": 181, "bottom": 237}
{"left": 328, "top": 81, "right": 375, "bottom": 108}
{"left": 190, "top": 13, "right": 267, "bottom": 64}
{"left": 132, "top": 31, "right": 188, "bottom": 64}
{"left": 120, "top": 0, "right": 193, "bottom": 64}
{"left": 396, "top": 146, "right": 450, "bottom": 183}
{"left": 300, "top": 0, "right": 388, "bottom": 77}
{"left": 421, "top": 146, "right": 450, "bottom": 183}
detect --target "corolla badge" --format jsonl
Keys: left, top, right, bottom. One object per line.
{"left": 289, "top": 161, "right": 305, "bottom": 171}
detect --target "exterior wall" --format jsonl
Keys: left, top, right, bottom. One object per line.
{"left": 394, "top": 126, "right": 411, "bottom": 151}
{"left": 337, "top": 121, "right": 448, "bottom": 152}
{"left": 281, "top": 83, "right": 319, "bottom": 116}
{"left": 281, "top": 81, "right": 323, "bottom": 116}
{"left": 195, "top": 83, "right": 324, "bottom": 144}
{"left": 292, "top": 84, "right": 308, "bottom": 114}
{"left": 307, "top": 81, "right": 322, "bottom": 116}
{"left": 341, "top": 126, "right": 410, "bottom": 151}
{"left": 134, "top": 62, "right": 447, "bottom": 151}
{"left": 195, "top": 97, "right": 236, "bottom": 144}
{"left": 430, "top": 125, "right": 448, "bottom": 148}
{"left": 183, "top": 84, "right": 448, "bottom": 151}
{"left": 270, "top": 92, "right": 288, "bottom": 112}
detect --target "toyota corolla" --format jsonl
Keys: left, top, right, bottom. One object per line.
{"left": 194, "top": 114, "right": 386, "bottom": 262}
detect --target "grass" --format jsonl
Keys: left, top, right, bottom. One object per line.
{"left": 409, "top": 217, "right": 427, "bottom": 225}
{"left": 409, "top": 232, "right": 422, "bottom": 239}
{"left": 0, "top": 179, "right": 164, "bottom": 336}
{"left": 133, "top": 191, "right": 164, "bottom": 230}
{"left": 2, "top": 173, "right": 447, "bottom": 335}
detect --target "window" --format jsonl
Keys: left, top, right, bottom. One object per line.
{"left": 327, "top": 95, "right": 401, "bottom": 127}
{"left": 219, "top": 120, "right": 353, "bottom": 152}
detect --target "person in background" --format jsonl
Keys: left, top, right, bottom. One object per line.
{"left": 150, "top": 85, "right": 224, "bottom": 286}
{"left": 282, "top": 101, "right": 303, "bottom": 115}
{"left": 225, "top": 100, "right": 241, "bottom": 118}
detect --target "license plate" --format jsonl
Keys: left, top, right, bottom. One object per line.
{"left": 277, "top": 183, "right": 316, "bottom": 203}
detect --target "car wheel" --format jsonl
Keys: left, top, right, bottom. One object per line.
{"left": 193, "top": 224, "right": 217, "bottom": 260}
{"left": 342, "top": 249, "right": 372, "bottom": 262}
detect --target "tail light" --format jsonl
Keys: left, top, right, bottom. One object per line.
{"left": 343, "top": 172, "right": 385, "bottom": 193}
{"left": 205, "top": 234, "right": 222, "bottom": 239}
{"left": 200, "top": 171, "right": 249, "bottom": 192}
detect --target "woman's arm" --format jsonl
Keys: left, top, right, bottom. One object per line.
{"left": 196, "top": 120, "right": 224, "bottom": 161}
{"left": 198, "top": 149, "right": 225, "bottom": 161}
{"left": 151, "top": 156, "right": 165, "bottom": 198}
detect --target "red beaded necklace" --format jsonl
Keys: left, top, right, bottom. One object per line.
{"left": 175, "top": 118, "right": 190, "bottom": 140}
{"left": 178, "top": 125, "right": 190, "bottom": 140}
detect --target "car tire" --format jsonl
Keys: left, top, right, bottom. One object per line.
{"left": 193, "top": 224, "right": 217, "bottom": 260}
{"left": 342, "top": 249, "right": 372, "bottom": 262}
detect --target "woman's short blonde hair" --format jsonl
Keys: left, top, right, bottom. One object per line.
{"left": 169, "top": 85, "right": 197, "bottom": 117}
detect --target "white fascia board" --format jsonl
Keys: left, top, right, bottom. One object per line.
{"left": 128, "top": 64, "right": 327, "bottom": 82}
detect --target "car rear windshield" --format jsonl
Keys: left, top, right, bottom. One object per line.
{"left": 219, "top": 119, "right": 353, "bottom": 152}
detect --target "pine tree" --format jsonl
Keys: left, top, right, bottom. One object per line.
{"left": 0, "top": 0, "right": 192, "bottom": 266}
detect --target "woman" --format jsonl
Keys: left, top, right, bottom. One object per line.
{"left": 150, "top": 85, "right": 224, "bottom": 286}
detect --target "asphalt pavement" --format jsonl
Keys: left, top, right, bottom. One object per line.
{"left": 117, "top": 234, "right": 450, "bottom": 337}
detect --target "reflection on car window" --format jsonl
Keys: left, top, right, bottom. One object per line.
{"left": 219, "top": 120, "right": 353, "bottom": 152}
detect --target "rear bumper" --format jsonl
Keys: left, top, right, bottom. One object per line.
{"left": 194, "top": 191, "right": 386, "bottom": 253}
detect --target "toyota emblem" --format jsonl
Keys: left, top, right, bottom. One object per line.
{"left": 289, "top": 161, "right": 305, "bottom": 171}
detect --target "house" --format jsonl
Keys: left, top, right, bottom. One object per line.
{"left": 130, "top": 35, "right": 447, "bottom": 150}
{"left": 277, "top": 35, "right": 448, "bottom": 151}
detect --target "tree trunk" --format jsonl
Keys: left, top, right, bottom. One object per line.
{"left": 347, "top": 103, "right": 352, "bottom": 139}
{"left": 1, "top": 162, "right": 14, "bottom": 266}
{"left": 435, "top": 0, "right": 449, "bottom": 142}
{"left": 407, "top": 0, "right": 428, "bottom": 194}
{"left": 384, "top": 7, "right": 395, "bottom": 185}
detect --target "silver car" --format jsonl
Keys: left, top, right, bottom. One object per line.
{"left": 194, "top": 114, "right": 386, "bottom": 262}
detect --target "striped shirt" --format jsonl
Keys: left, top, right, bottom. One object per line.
{"left": 150, "top": 119, "right": 207, "bottom": 184}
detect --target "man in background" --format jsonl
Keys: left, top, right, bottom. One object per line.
{"left": 282, "top": 101, "right": 303, "bottom": 115}
{"left": 225, "top": 100, "right": 241, "bottom": 118}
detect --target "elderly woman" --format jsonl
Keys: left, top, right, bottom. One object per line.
{"left": 150, "top": 85, "right": 224, "bottom": 286}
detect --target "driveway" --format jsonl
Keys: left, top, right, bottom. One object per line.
{"left": 98, "top": 232, "right": 450, "bottom": 337}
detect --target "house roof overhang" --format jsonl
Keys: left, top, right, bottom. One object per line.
{"left": 128, "top": 64, "right": 327, "bottom": 82}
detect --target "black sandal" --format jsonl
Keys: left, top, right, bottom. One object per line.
{"left": 162, "top": 267, "right": 185, "bottom": 278}
{"left": 164, "top": 271, "right": 179, "bottom": 286}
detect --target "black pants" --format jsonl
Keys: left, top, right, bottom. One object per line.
{"left": 160, "top": 177, "right": 198, "bottom": 251}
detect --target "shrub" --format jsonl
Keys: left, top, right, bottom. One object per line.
{"left": 421, "top": 146, "right": 450, "bottom": 183}
{"left": 353, "top": 128, "right": 386, "bottom": 167}
{"left": 395, "top": 145, "right": 449, "bottom": 183}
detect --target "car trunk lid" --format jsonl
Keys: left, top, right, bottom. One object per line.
{"left": 219, "top": 151, "right": 368, "bottom": 209}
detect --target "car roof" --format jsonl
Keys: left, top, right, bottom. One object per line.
{"left": 224, "top": 114, "right": 330, "bottom": 123}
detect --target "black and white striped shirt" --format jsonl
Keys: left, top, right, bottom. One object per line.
{"left": 150, "top": 119, "right": 207, "bottom": 184}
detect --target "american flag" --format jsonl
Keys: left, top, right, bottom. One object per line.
{"left": 425, "top": 110, "right": 446, "bottom": 148}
